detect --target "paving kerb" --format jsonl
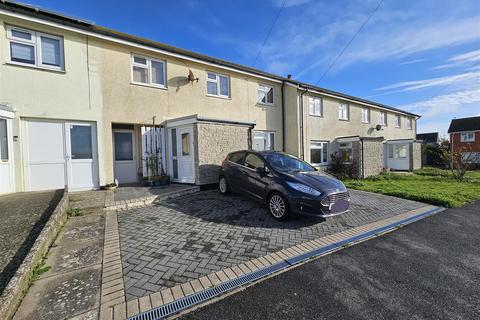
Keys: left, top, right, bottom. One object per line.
{"left": 0, "top": 191, "right": 69, "bottom": 320}
{"left": 104, "top": 203, "right": 443, "bottom": 320}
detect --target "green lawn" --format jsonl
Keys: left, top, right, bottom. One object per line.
{"left": 344, "top": 167, "right": 480, "bottom": 208}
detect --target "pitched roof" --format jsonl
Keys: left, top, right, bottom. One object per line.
{"left": 448, "top": 116, "right": 480, "bottom": 133}
{"left": 416, "top": 132, "right": 439, "bottom": 143}
{"left": 0, "top": 0, "right": 420, "bottom": 117}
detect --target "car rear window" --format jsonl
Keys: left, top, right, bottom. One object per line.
{"left": 228, "top": 152, "right": 245, "bottom": 164}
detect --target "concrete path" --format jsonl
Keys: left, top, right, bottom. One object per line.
{"left": 0, "top": 190, "right": 63, "bottom": 294}
{"left": 183, "top": 201, "right": 480, "bottom": 320}
{"left": 13, "top": 208, "right": 105, "bottom": 320}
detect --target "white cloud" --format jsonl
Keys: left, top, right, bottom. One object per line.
{"left": 399, "top": 58, "right": 425, "bottom": 65}
{"left": 251, "top": 0, "right": 480, "bottom": 79}
{"left": 375, "top": 71, "right": 480, "bottom": 92}
{"left": 271, "top": 0, "right": 310, "bottom": 7}
{"left": 401, "top": 89, "right": 480, "bottom": 118}
{"left": 433, "top": 49, "right": 480, "bottom": 70}
{"left": 265, "top": 61, "right": 292, "bottom": 75}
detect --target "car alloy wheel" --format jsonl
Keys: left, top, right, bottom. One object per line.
{"left": 219, "top": 176, "right": 229, "bottom": 194}
{"left": 268, "top": 193, "right": 289, "bottom": 219}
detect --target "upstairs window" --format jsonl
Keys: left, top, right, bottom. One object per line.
{"left": 309, "top": 97, "right": 323, "bottom": 117}
{"left": 395, "top": 115, "right": 401, "bottom": 128}
{"left": 310, "top": 141, "right": 328, "bottom": 165}
{"left": 361, "top": 108, "right": 370, "bottom": 123}
{"left": 253, "top": 131, "right": 275, "bottom": 151}
{"left": 380, "top": 112, "right": 387, "bottom": 126}
{"left": 131, "top": 55, "right": 166, "bottom": 87}
{"left": 7, "top": 25, "right": 64, "bottom": 71}
{"left": 407, "top": 118, "right": 413, "bottom": 130}
{"left": 339, "top": 103, "right": 349, "bottom": 120}
{"left": 258, "top": 84, "right": 274, "bottom": 105}
{"left": 207, "top": 72, "right": 230, "bottom": 98}
{"left": 460, "top": 132, "right": 475, "bottom": 142}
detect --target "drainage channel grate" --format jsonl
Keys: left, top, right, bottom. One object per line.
{"left": 127, "top": 261, "right": 290, "bottom": 320}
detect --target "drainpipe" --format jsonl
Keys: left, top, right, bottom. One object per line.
{"left": 361, "top": 138, "right": 365, "bottom": 179}
{"left": 281, "top": 81, "right": 286, "bottom": 151}
{"left": 299, "top": 86, "right": 309, "bottom": 160}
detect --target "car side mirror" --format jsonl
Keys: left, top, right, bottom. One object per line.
{"left": 256, "top": 167, "right": 266, "bottom": 174}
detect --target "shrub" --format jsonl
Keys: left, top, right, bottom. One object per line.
{"left": 327, "top": 152, "right": 359, "bottom": 180}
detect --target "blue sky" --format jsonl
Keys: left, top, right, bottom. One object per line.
{"left": 21, "top": 0, "right": 480, "bottom": 138}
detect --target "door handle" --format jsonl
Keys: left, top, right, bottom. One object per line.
{"left": 65, "top": 155, "right": 71, "bottom": 160}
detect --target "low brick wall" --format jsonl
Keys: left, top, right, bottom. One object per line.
{"left": 195, "top": 122, "right": 251, "bottom": 185}
{"left": 0, "top": 191, "right": 69, "bottom": 320}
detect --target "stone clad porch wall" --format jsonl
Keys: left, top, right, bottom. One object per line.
{"left": 194, "top": 122, "right": 251, "bottom": 185}
{"left": 359, "top": 139, "right": 384, "bottom": 178}
{"left": 410, "top": 141, "right": 422, "bottom": 171}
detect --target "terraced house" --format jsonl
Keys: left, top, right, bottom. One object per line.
{"left": 0, "top": 1, "right": 421, "bottom": 194}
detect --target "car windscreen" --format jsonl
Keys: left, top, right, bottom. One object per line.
{"left": 263, "top": 153, "right": 315, "bottom": 172}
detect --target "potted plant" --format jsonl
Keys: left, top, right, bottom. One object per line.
{"left": 103, "top": 182, "right": 117, "bottom": 190}
{"left": 144, "top": 152, "right": 170, "bottom": 186}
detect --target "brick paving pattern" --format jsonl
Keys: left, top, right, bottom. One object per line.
{"left": 118, "top": 189, "right": 426, "bottom": 300}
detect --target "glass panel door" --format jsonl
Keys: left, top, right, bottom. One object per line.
{"left": 114, "top": 132, "right": 133, "bottom": 161}
{"left": 171, "top": 128, "right": 178, "bottom": 179}
{"left": 70, "top": 125, "right": 92, "bottom": 159}
{"left": 0, "top": 119, "right": 8, "bottom": 161}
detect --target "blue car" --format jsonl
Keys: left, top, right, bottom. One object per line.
{"left": 219, "top": 150, "right": 350, "bottom": 220}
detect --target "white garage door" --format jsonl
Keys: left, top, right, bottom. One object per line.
{"left": 24, "top": 119, "right": 99, "bottom": 191}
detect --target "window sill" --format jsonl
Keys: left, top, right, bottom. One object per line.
{"left": 131, "top": 82, "right": 167, "bottom": 90}
{"left": 362, "top": 121, "right": 370, "bottom": 124}
{"left": 257, "top": 102, "right": 275, "bottom": 108}
{"left": 309, "top": 114, "right": 323, "bottom": 118}
{"left": 5, "top": 61, "right": 65, "bottom": 73}
{"left": 339, "top": 118, "right": 350, "bottom": 121}
{"left": 206, "top": 94, "right": 231, "bottom": 100}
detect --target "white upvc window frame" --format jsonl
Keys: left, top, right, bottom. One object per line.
{"left": 395, "top": 115, "right": 401, "bottom": 128}
{"left": 131, "top": 54, "right": 167, "bottom": 88}
{"left": 361, "top": 107, "right": 370, "bottom": 124}
{"left": 460, "top": 132, "right": 475, "bottom": 142}
{"left": 310, "top": 141, "right": 328, "bottom": 165}
{"left": 380, "top": 111, "right": 387, "bottom": 126}
{"left": 407, "top": 117, "right": 413, "bottom": 130}
{"left": 258, "top": 84, "right": 275, "bottom": 106}
{"left": 253, "top": 130, "right": 275, "bottom": 151}
{"left": 6, "top": 25, "right": 65, "bottom": 71}
{"left": 309, "top": 97, "right": 323, "bottom": 117}
{"left": 206, "top": 71, "right": 230, "bottom": 98}
{"left": 338, "top": 142, "right": 353, "bottom": 164}
{"left": 339, "top": 103, "right": 349, "bottom": 120}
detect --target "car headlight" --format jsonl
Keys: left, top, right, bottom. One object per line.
{"left": 286, "top": 181, "right": 322, "bottom": 196}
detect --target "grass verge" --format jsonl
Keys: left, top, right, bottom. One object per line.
{"left": 344, "top": 167, "right": 480, "bottom": 208}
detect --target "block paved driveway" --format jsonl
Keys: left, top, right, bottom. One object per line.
{"left": 118, "top": 189, "right": 426, "bottom": 300}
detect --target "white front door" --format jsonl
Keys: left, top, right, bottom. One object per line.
{"left": 25, "top": 119, "right": 99, "bottom": 191}
{"left": 386, "top": 143, "right": 410, "bottom": 171}
{"left": 113, "top": 129, "right": 138, "bottom": 184}
{"left": 0, "top": 115, "right": 14, "bottom": 194}
{"left": 65, "top": 122, "right": 99, "bottom": 190}
{"left": 169, "top": 126, "right": 194, "bottom": 183}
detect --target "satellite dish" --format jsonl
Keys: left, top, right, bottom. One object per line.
{"left": 375, "top": 124, "right": 382, "bottom": 131}
{"left": 187, "top": 69, "right": 199, "bottom": 83}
